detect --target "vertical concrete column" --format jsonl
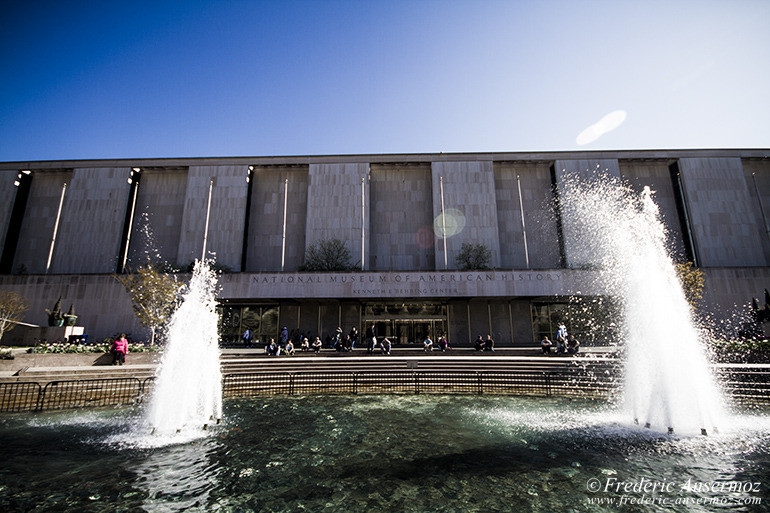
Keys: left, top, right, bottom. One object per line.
{"left": 0, "top": 170, "right": 19, "bottom": 259}
{"left": 431, "top": 161, "right": 500, "bottom": 270}
{"left": 53, "top": 167, "right": 131, "bottom": 273}
{"left": 177, "top": 165, "right": 249, "bottom": 271}
{"left": 553, "top": 158, "right": 621, "bottom": 268}
{"left": 305, "top": 163, "right": 370, "bottom": 269}
{"left": 510, "top": 299, "right": 535, "bottom": 346}
{"left": 678, "top": 158, "right": 765, "bottom": 266}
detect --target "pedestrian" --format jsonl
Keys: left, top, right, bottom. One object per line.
{"left": 366, "top": 324, "right": 377, "bottom": 353}
{"left": 541, "top": 336, "right": 553, "bottom": 354}
{"left": 556, "top": 325, "right": 568, "bottom": 354}
{"left": 423, "top": 336, "right": 433, "bottom": 352}
{"left": 484, "top": 334, "right": 495, "bottom": 352}
{"left": 331, "top": 326, "right": 342, "bottom": 349}
{"left": 242, "top": 328, "right": 252, "bottom": 347}
{"left": 112, "top": 333, "right": 128, "bottom": 365}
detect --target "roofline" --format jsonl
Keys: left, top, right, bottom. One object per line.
{"left": 1, "top": 148, "right": 768, "bottom": 170}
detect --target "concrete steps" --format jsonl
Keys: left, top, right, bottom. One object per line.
{"left": 219, "top": 353, "right": 619, "bottom": 376}
{"left": 0, "top": 349, "right": 619, "bottom": 386}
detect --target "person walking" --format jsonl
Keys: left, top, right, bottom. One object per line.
{"left": 366, "top": 324, "right": 377, "bottom": 353}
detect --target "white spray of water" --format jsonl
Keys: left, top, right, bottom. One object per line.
{"left": 559, "top": 173, "right": 726, "bottom": 435}
{"left": 145, "top": 259, "right": 222, "bottom": 435}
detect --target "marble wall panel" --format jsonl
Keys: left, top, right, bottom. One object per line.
{"left": 554, "top": 159, "right": 621, "bottom": 268}
{"left": 740, "top": 159, "right": 770, "bottom": 264}
{"left": 495, "top": 162, "right": 561, "bottom": 269}
{"left": 0, "top": 170, "right": 18, "bottom": 258}
{"left": 305, "top": 163, "right": 369, "bottom": 269}
{"left": 177, "top": 165, "right": 249, "bottom": 271}
{"left": 246, "top": 166, "right": 308, "bottom": 271}
{"left": 369, "top": 164, "right": 434, "bottom": 271}
{"left": 127, "top": 168, "right": 188, "bottom": 269}
{"left": 678, "top": 158, "right": 765, "bottom": 266}
{"left": 53, "top": 168, "right": 131, "bottom": 274}
{"left": 13, "top": 170, "right": 72, "bottom": 274}
{"left": 619, "top": 161, "right": 688, "bottom": 260}
{"left": 0, "top": 274, "right": 142, "bottom": 341}
{"left": 431, "top": 161, "right": 501, "bottom": 270}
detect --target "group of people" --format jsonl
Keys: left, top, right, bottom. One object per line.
{"left": 247, "top": 326, "right": 587, "bottom": 356}
{"left": 540, "top": 324, "right": 580, "bottom": 355}
{"left": 251, "top": 324, "right": 459, "bottom": 357}
{"left": 262, "top": 327, "right": 324, "bottom": 356}
{"left": 422, "top": 335, "right": 450, "bottom": 352}
{"left": 473, "top": 335, "right": 496, "bottom": 352}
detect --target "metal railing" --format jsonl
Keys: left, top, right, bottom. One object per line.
{"left": 221, "top": 369, "right": 618, "bottom": 399}
{"left": 0, "top": 377, "right": 156, "bottom": 413}
{"left": 1, "top": 367, "right": 768, "bottom": 413}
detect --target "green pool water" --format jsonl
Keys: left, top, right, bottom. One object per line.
{"left": 0, "top": 395, "right": 768, "bottom": 512}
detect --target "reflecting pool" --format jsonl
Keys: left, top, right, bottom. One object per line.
{"left": 1, "top": 395, "right": 769, "bottom": 512}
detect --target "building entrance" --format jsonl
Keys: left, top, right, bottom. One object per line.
{"left": 363, "top": 301, "right": 447, "bottom": 345}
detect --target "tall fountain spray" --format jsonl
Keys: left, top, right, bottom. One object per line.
{"left": 146, "top": 259, "right": 222, "bottom": 435}
{"left": 558, "top": 173, "right": 725, "bottom": 435}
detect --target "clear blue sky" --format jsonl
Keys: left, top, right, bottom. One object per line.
{"left": 1, "top": 0, "right": 768, "bottom": 161}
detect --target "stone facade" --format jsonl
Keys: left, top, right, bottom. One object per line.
{"left": 305, "top": 163, "right": 370, "bottom": 269}
{"left": 0, "top": 149, "right": 768, "bottom": 344}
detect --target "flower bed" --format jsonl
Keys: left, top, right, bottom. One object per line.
{"left": 30, "top": 341, "right": 160, "bottom": 354}
{"left": 0, "top": 347, "right": 14, "bottom": 360}
{"left": 711, "top": 339, "right": 770, "bottom": 363}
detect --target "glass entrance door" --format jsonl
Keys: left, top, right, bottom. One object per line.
{"left": 364, "top": 302, "right": 447, "bottom": 345}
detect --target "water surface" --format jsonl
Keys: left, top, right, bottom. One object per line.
{"left": 0, "top": 396, "right": 768, "bottom": 512}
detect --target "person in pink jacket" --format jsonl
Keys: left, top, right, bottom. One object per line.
{"left": 112, "top": 333, "right": 128, "bottom": 365}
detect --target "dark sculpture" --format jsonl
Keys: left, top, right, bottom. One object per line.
{"left": 45, "top": 297, "right": 78, "bottom": 327}
{"left": 752, "top": 289, "right": 770, "bottom": 324}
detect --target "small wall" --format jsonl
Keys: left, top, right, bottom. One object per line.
{"left": 6, "top": 326, "right": 85, "bottom": 347}
{"left": 0, "top": 351, "right": 160, "bottom": 373}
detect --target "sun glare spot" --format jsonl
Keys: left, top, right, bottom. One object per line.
{"left": 576, "top": 110, "right": 627, "bottom": 146}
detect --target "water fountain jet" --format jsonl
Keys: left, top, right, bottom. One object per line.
{"left": 145, "top": 259, "right": 222, "bottom": 436}
{"left": 558, "top": 173, "right": 726, "bottom": 435}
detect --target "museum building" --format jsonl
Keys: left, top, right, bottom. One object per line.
{"left": 0, "top": 149, "right": 769, "bottom": 346}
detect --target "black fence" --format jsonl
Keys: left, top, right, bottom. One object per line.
{"left": 0, "top": 377, "right": 156, "bottom": 413}
{"left": 220, "top": 369, "right": 619, "bottom": 399}
{"left": 1, "top": 367, "right": 768, "bottom": 413}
